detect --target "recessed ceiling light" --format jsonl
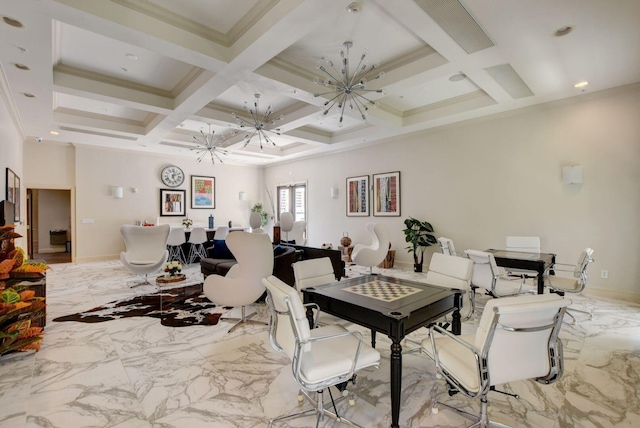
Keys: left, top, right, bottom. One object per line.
{"left": 22, "top": 92, "right": 35, "bottom": 98}
{"left": 125, "top": 53, "right": 138, "bottom": 61}
{"left": 12, "top": 63, "right": 30, "bottom": 71}
{"left": 49, "top": 131, "right": 59, "bottom": 135}
{"left": 554, "top": 26, "right": 575, "bottom": 37}
{"left": 574, "top": 81, "right": 589, "bottom": 88}
{"left": 2, "top": 16, "right": 24, "bottom": 28}
{"left": 449, "top": 73, "right": 467, "bottom": 82}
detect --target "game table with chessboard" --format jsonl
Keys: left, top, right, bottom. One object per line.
{"left": 302, "top": 274, "right": 461, "bottom": 428}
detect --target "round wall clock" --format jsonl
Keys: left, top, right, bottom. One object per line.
{"left": 161, "top": 165, "right": 185, "bottom": 187}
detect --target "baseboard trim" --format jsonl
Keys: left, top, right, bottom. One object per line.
{"left": 584, "top": 287, "right": 640, "bottom": 304}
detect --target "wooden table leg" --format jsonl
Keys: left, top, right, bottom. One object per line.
{"left": 390, "top": 340, "right": 402, "bottom": 428}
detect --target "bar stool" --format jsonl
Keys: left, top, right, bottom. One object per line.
{"left": 167, "top": 228, "right": 187, "bottom": 265}
{"left": 187, "top": 227, "right": 208, "bottom": 264}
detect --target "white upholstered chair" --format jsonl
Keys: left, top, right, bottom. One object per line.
{"left": 465, "top": 249, "right": 527, "bottom": 297}
{"left": 292, "top": 257, "right": 335, "bottom": 292}
{"left": 289, "top": 220, "right": 307, "bottom": 245}
{"left": 422, "top": 293, "right": 570, "bottom": 427}
{"left": 351, "top": 223, "right": 390, "bottom": 275}
{"left": 279, "top": 211, "right": 294, "bottom": 244}
{"left": 187, "top": 226, "right": 208, "bottom": 264}
{"left": 438, "top": 237, "right": 457, "bottom": 256}
{"left": 166, "top": 227, "right": 187, "bottom": 265}
{"left": 203, "top": 231, "right": 273, "bottom": 333}
{"left": 546, "top": 248, "right": 594, "bottom": 324}
{"left": 214, "top": 226, "right": 229, "bottom": 240}
{"left": 426, "top": 252, "right": 475, "bottom": 320}
{"left": 120, "top": 224, "right": 170, "bottom": 287}
{"left": 263, "top": 275, "right": 380, "bottom": 427}
{"left": 505, "top": 235, "right": 541, "bottom": 253}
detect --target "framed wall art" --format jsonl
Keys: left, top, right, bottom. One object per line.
{"left": 346, "top": 175, "right": 369, "bottom": 217}
{"left": 5, "top": 168, "right": 19, "bottom": 222}
{"left": 373, "top": 171, "right": 400, "bottom": 217}
{"left": 191, "top": 175, "right": 215, "bottom": 209}
{"left": 160, "top": 189, "right": 186, "bottom": 216}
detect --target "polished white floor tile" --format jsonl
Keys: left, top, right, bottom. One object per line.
{"left": 0, "top": 260, "right": 638, "bottom": 427}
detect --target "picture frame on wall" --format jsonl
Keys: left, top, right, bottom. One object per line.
{"left": 160, "top": 189, "right": 186, "bottom": 216}
{"left": 373, "top": 171, "right": 400, "bottom": 217}
{"left": 5, "top": 168, "right": 19, "bottom": 222}
{"left": 191, "top": 175, "right": 215, "bottom": 209}
{"left": 346, "top": 175, "right": 369, "bottom": 217}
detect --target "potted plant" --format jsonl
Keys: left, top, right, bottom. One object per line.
{"left": 403, "top": 217, "right": 437, "bottom": 272}
{"left": 250, "top": 203, "right": 269, "bottom": 227}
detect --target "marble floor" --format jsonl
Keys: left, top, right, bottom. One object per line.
{"left": 0, "top": 260, "right": 639, "bottom": 428}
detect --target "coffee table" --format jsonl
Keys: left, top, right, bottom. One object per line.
{"left": 302, "top": 274, "right": 461, "bottom": 428}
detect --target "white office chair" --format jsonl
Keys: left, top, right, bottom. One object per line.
{"left": 120, "top": 224, "right": 170, "bottom": 287}
{"left": 279, "top": 211, "right": 294, "bottom": 244}
{"left": 203, "top": 231, "right": 273, "bottom": 333}
{"left": 292, "top": 257, "right": 336, "bottom": 292}
{"left": 187, "top": 227, "right": 208, "bottom": 264}
{"left": 289, "top": 220, "right": 306, "bottom": 245}
{"left": 422, "top": 293, "right": 570, "bottom": 428}
{"left": 263, "top": 275, "right": 380, "bottom": 428}
{"left": 351, "top": 223, "right": 390, "bottom": 275}
{"left": 438, "top": 237, "right": 457, "bottom": 256}
{"left": 465, "top": 249, "right": 528, "bottom": 297}
{"left": 505, "top": 235, "right": 542, "bottom": 278}
{"left": 546, "top": 248, "right": 594, "bottom": 324}
{"left": 426, "top": 252, "right": 475, "bottom": 320}
{"left": 505, "top": 235, "right": 541, "bottom": 253}
{"left": 249, "top": 211, "right": 263, "bottom": 233}
{"left": 166, "top": 227, "right": 187, "bottom": 265}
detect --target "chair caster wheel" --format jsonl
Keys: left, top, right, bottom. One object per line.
{"left": 432, "top": 405, "right": 439, "bottom": 414}
{"left": 349, "top": 396, "right": 355, "bottom": 406}
{"left": 342, "top": 389, "right": 349, "bottom": 397}
{"left": 297, "top": 393, "right": 303, "bottom": 405}
{"left": 436, "top": 373, "right": 442, "bottom": 379}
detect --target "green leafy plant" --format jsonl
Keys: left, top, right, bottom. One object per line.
{"left": 250, "top": 203, "right": 269, "bottom": 227}
{"left": 403, "top": 217, "right": 437, "bottom": 271}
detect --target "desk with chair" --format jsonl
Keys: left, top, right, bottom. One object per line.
{"left": 302, "top": 274, "right": 461, "bottom": 428}
{"left": 485, "top": 249, "right": 555, "bottom": 294}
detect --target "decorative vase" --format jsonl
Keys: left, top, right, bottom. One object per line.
{"left": 414, "top": 263, "right": 423, "bottom": 273}
{"left": 340, "top": 232, "right": 352, "bottom": 247}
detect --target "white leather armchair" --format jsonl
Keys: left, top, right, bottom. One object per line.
{"left": 120, "top": 224, "right": 170, "bottom": 287}
{"left": 351, "top": 222, "right": 389, "bottom": 275}
{"left": 203, "top": 231, "right": 273, "bottom": 333}
{"left": 426, "top": 252, "right": 474, "bottom": 320}
{"left": 422, "top": 293, "right": 570, "bottom": 427}
{"left": 263, "top": 275, "right": 380, "bottom": 427}
{"left": 438, "top": 237, "right": 457, "bottom": 256}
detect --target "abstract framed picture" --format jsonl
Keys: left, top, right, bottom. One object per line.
{"left": 160, "top": 189, "right": 186, "bottom": 216}
{"left": 5, "top": 168, "right": 19, "bottom": 222}
{"left": 373, "top": 171, "right": 400, "bottom": 217}
{"left": 346, "top": 175, "right": 369, "bottom": 217}
{"left": 191, "top": 175, "right": 215, "bottom": 209}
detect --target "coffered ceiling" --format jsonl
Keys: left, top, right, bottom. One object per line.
{"left": 1, "top": 0, "right": 639, "bottom": 165}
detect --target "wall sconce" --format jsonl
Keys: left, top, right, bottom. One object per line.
{"left": 562, "top": 165, "right": 583, "bottom": 184}
{"left": 239, "top": 191, "right": 247, "bottom": 201}
{"left": 330, "top": 187, "right": 339, "bottom": 199}
{"left": 111, "top": 186, "right": 124, "bottom": 198}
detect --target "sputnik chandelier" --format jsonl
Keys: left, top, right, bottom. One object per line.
{"left": 191, "top": 125, "right": 228, "bottom": 164}
{"left": 232, "top": 94, "right": 283, "bottom": 150}
{"left": 314, "top": 41, "right": 384, "bottom": 126}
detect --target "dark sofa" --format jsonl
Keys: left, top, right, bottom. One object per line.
{"left": 200, "top": 243, "right": 297, "bottom": 286}
{"left": 289, "top": 244, "right": 345, "bottom": 280}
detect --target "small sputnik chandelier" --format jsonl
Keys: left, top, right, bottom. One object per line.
{"left": 314, "top": 41, "right": 384, "bottom": 126}
{"left": 232, "top": 94, "right": 283, "bottom": 150}
{"left": 191, "top": 125, "right": 228, "bottom": 164}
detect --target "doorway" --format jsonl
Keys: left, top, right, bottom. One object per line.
{"left": 28, "top": 188, "right": 72, "bottom": 264}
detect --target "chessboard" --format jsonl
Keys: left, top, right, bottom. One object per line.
{"left": 343, "top": 279, "right": 423, "bottom": 302}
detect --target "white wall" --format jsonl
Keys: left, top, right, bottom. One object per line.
{"left": 24, "top": 144, "right": 263, "bottom": 261}
{"left": 264, "top": 85, "right": 640, "bottom": 298}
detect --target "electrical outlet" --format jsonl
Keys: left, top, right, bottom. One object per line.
{"left": 601, "top": 270, "right": 608, "bottom": 279}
